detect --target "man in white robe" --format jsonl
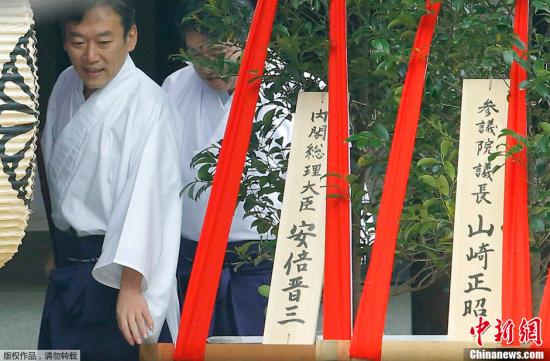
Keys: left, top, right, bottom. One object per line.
{"left": 38, "top": 2, "right": 182, "bottom": 360}
{"left": 162, "top": 0, "right": 292, "bottom": 336}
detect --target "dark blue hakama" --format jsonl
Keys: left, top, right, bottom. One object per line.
{"left": 175, "top": 237, "right": 273, "bottom": 337}
{"left": 38, "top": 228, "right": 139, "bottom": 361}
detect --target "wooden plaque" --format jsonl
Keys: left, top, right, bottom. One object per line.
{"left": 263, "top": 92, "right": 328, "bottom": 344}
{"left": 448, "top": 79, "right": 509, "bottom": 342}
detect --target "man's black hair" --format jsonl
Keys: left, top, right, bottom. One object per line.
{"left": 60, "top": 0, "right": 136, "bottom": 37}
{"left": 176, "top": 0, "right": 253, "bottom": 43}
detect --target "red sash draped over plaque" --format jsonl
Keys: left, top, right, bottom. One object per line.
{"left": 349, "top": 2, "right": 441, "bottom": 359}
{"left": 323, "top": 0, "right": 352, "bottom": 340}
{"left": 173, "top": 1, "right": 278, "bottom": 359}
{"left": 502, "top": 0, "right": 532, "bottom": 344}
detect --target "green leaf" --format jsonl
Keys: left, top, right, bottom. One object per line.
{"left": 357, "top": 155, "right": 373, "bottom": 168}
{"left": 183, "top": 182, "right": 195, "bottom": 199}
{"left": 507, "top": 143, "right": 524, "bottom": 156}
{"left": 540, "top": 122, "right": 550, "bottom": 135}
{"left": 436, "top": 175, "right": 450, "bottom": 197}
{"left": 346, "top": 174, "right": 358, "bottom": 185}
{"left": 197, "top": 164, "right": 213, "bottom": 181}
{"left": 252, "top": 159, "right": 268, "bottom": 173}
{"left": 445, "top": 200, "right": 455, "bottom": 216}
{"left": 453, "top": 0, "right": 465, "bottom": 10}
{"left": 420, "top": 221, "right": 433, "bottom": 235}
{"left": 371, "top": 39, "right": 390, "bottom": 53}
{"left": 243, "top": 197, "right": 255, "bottom": 212}
{"left": 417, "top": 158, "right": 439, "bottom": 167}
{"left": 388, "top": 19, "right": 402, "bottom": 29}
{"left": 533, "top": 60, "right": 547, "bottom": 77}
{"left": 262, "top": 109, "right": 276, "bottom": 127}
{"left": 347, "top": 131, "right": 383, "bottom": 148}
{"left": 398, "top": 14, "right": 416, "bottom": 29}
{"left": 444, "top": 161, "right": 456, "bottom": 182}
{"left": 234, "top": 242, "right": 256, "bottom": 259}
{"left": 420, "top": 175, "right": 437, "bottom": 188}
{"left": 512, "top": 36, "right": 526, "bottom": 50}
{"left": 256, "top": 219, "right": 271, "bottom": 234}
{"left": 373, "top": 123, "right": 390, "bottom": 142}
{"left": 535, "top": 81, "right": 550, "bottom": 98}
{"left": 519, "top": 80, "right": 530, "bottom": 89}
{"left": 440, "top": 140, "right": 453, "bottom": 158}
{"left": 394, "top": 85, "right": 403, "bottom": 96}
{"left": 531, "top": 216, "right": 545, "bottom": 232}
{"left": 531, "top": 206, "right": 550, "bottom": 216}
{"left": 258, "top": 285, "right": 270, "bottom": 298}
{"left": 423, "top": 198, "right": 440, "bottom": 208}
{"left": 503, "top": 50, "right": 514, "bottom": 65}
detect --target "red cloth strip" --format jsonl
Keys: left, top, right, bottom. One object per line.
{"left": 349, "top": 2, "right": 441, "bottom": 360}
{"left": 173, "top": 1, "right": 278, "bottom": 360}
{"left": 323, "top": 0, "right": 352, "bottom": 340}
{"left": 502, "top": 0, "right": 531, "bottom": 344}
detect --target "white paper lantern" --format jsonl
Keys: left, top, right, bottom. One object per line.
{"left": 0, "top": 0, "right": 39, "bottom": 268}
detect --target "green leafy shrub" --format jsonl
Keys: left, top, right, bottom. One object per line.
{"left": 177, "top": 0, "right": 549, "bottom": 296}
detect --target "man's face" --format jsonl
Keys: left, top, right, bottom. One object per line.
{"left": 184, "top": 30, "right": 240, "bottom": 92}
{"left": 63, "top": 5, "right": 137, "bottom": 97}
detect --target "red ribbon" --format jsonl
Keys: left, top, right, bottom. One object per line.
{"left": 173, "top": 1, "right": 278, "bottom": 360}
{"left": 502, "top": 0, "right": 531, "bottom": 345}
{"left": 349, "top": 2, "right": 440, "bottom": 359}
{"left": 323, "top": 0, "right": 352, "bottom": 340}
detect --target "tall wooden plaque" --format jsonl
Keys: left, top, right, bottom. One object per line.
{"left": 448, "top": 79, "right": 509, "bottom": 342}
{"left": 263, "top": 92, "right": 328, "bottom": 344}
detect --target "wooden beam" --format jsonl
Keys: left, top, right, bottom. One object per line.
{"left": 140, "top": 338, "right": 495, "bottom": 361}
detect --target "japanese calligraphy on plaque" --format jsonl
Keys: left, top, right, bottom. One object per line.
{"left": 263, "top": 92, "right": 327, "bottom": 344}
{"left": 448, "top": 79, "right": 509, "bottom": 343}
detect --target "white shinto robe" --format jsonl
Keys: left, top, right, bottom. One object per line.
{"left": 162, "top": 65, "right": 292, "bottom": 242}
{"left": 41, "top": 56, "right": 183, "bottom": 341}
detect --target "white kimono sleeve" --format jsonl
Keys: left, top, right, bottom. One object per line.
{"left": 92, "top": 102, "right": 183, "bottom": 341}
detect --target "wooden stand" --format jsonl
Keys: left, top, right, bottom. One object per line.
{"left": 140, "top": 337, "right": 491, "bottom": 361}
